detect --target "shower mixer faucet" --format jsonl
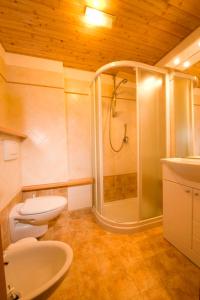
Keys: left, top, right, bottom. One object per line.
{"left": 123, "top": 135, "right": 129, "bottom": 144}
{"left": 123, "top": 123, "right": 128, "bottom": 144}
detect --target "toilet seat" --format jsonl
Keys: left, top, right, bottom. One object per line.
{"left": 19, "top": 196, "right": 67, "bottom": 215}
{"left": 9, "top": 196, "right": 67, "bottom": 242}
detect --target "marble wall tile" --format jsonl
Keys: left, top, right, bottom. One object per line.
{"left": 66, "top": 93, "right": 91, "bottom": 179}
{"left": 103, "top": 97, "right": 137, "bottom": 177}
{"left": 22, "top": 187, "right": 68, "bottom": 202}
{"left": 0, "top": 192, "right": 22, "bottom": 249}
{"left": 67, "top": 186, "right": 92, "bottom": 211}
{"left": 6, "top": 65, "right": 64, "bottom": 88}
{"left": 0, "top": 134, "right": 22, "bottom": 211}
{"left": 104, "top": 173, "right": 137, "bottom": 202}
{"left": 0, "top": 76, "right": 8, "bottom": 127}
{"left": 64, "top": 78, "right": 90, "bottom": 95}
{"left": 7, "top": 84, "right": 68, "bottom": 186}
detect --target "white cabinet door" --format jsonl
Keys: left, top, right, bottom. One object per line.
{"left": 163, "top": 180, "right": 192, "bottom": 252}
{"left": 193, "top": 190, "right": 200, "bottom": 258}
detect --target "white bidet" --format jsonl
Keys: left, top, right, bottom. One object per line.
{"left": 4, "top": 238, "right": 73, "bottom": 300}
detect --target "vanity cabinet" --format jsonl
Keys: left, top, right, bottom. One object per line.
{"left": 193, "top": 191, "right": 200, "bottom": 259}
{"left": 163, "top": 180, "right": 192, "bottom": 252}
{"left": 163, "top": 179, "right": 200, "bottom": 267}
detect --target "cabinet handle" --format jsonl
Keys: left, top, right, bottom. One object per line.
{"left": 185, "top": 190, "right": 190, "bottom": 193}
{"left": 194, "top": 193, "right": 199, "bottom": 196}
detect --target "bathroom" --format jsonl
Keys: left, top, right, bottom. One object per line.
{"left": 0, "top": 1, "right": 200, "bottom": 299}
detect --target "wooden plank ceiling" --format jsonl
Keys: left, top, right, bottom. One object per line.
{"left": 0, "top": 0, "right": 200, "bottom": 71}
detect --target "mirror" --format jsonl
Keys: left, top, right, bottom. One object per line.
{"left": 188, "top": 62, "right": 200, "bottom": 156}
{"left": 171, "top": 61, "right": 200, "bottom": 158}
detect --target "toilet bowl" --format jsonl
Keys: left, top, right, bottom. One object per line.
{"left": 9, "top": 196, "right": 67, "bottom": 242}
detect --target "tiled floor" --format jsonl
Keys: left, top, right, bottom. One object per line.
{"left": 39, "top": 209, "right": 200, "bottom": 300}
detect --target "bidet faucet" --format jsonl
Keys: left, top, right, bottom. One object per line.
{"left": 7, "top": 285, "right": 21, "bottom": 300}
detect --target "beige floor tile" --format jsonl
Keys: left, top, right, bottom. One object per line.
{"left": 141, "top": 285, "right": 171, "bottom": 300}
{"left": 39, "top": 209, "right": 199, "bottom": 300}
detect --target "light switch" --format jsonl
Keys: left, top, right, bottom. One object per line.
{"left": 3, "top": 140, "right": 19, "bottom": 161}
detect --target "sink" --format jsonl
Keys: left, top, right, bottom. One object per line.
{"left": 161, "top": 157, "right": 200, "bottom": 182}
{"left": 4, "top": 238, "right": 73, "bottom": 300}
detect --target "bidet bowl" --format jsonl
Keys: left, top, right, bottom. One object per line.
{"left": 4, "top": 238, "right": 73, "bottom": 300}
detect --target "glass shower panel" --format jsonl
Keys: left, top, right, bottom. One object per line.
{"left": 193, "top": 89, "right": 200, "bottom": 155}
{"left": 102, "top": 71, "right": 138, "bottom": 223}
{"left": 171, "top": 76, "right": 193, "bottom": 157}
{"left": 137, "top": 69, "right": 166, "bottom": 220}
{"left": 91, "top": 77, "right": 104, "bottom": 214}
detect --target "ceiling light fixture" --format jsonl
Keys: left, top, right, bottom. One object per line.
{"left": 173, "top": 57, "right": 180, "bottom": 66}
{"left": 183, "top": 61, "right": 191, "bottom": 68}
{"left": 84, "top": 7, "right": 114, "bottom": 28}
{"left": 92, "top": 0, "right": 106, "bottom": 10}
{"left": 156, "top": 27, "right": 200, "bottom": 71}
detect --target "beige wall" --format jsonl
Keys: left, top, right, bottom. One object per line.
{"left": 0, "top": 46, "right": 140, "bottom": 209}
{"left": 64, "top": 68, "right": 93, "bottom": 209}
{"left": 0, "top": 45, "right": 22, "bottom": 210}
{"left": 8, "top": 83, "right": 68, "bottom": 186}
{"left": 0, "top": 134, "right": 22, "bottom": 211}
{"left": 5, "top": 54, "right": 68, "bottom": 186}
{"left": 65, "top": 82, "right": 92, "bottom": 179}
{"left": 0, "top": 44, "right": 8, "bottom": 127}
{"left": 0, "top": 45, "right": 138, "bottom": 212}
{"left": 0, "top": 45, "right": 94, "bottom": 211}
{"left": 102, "top": 78, "right": 137, "bottom": 176}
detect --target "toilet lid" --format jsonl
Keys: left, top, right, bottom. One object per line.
{"left": 20, "top": 196, "right": 67, "bottom": 215}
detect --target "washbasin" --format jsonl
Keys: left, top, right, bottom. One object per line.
{"left": 161, "top": 157, "right": 200, "bottom": 182}
{"left": 4, "top": 238, "right": 73, "bottom": 300}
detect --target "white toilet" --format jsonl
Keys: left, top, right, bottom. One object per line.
{"left": 9, "top": 196, "right": 67, "bottom": 242}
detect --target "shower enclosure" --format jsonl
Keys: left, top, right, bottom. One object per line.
{"left": 91, "top": 61, "right": 167, "bottom": 231}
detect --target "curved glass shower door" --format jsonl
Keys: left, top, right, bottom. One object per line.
{"left": 137, "top": 69, "right": 166, "bottom": 220}
{"left": 91, "top": 61, "right": 167, "bottom": 230}
{"left": 102, "top": 70, "right": 138, "bottom": 223}
{"left": 91, "top": 76, "right": 104, "bottom": 215}
{"left": 92, "top": 69, "right": 139, "bottom": 224}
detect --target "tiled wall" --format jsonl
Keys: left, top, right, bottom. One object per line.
{"left": 103, "top": 97, "right": 137, "bottom": 176}
{"left": 0, "top": 45, "right": 22, "bottom": 212}
{"left": 5, "top": 53, "right": 68, "bottom": 186}
{"left": 0, "top": 44, "right": 8, "bottom": 127}
{"left": 64, "top": 68, "right": 93, "bottom": 210}
{"left": 0, "top": 192, "right": 22, "bottom": 249}
{"left": 64, "top": 69, "right": 92, "bottom": 179}
{"left": 102, "top": 75, "right": 137, "bottom": 202}
{"left": 0, "top": 134, "right": 22, "bottom": 211}
{"left": 104, "top": 173, "right": 137, "bottom": 202}
{"left": 102, "top": 76, "right": 137, "bottom": 180}
{"left": 0, "top": 44, "right": 94, "bottom": 247}
{"left": 22, "top": 187, "right": 68, "bottom": 202}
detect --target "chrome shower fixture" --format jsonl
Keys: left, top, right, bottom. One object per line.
{"left": 108, "top": 76, "right": 129, "bottom": 152}
{"left": 112, "top": 77, "right": 128, "bottom": 117}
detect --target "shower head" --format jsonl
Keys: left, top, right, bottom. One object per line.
{"left": 114, "top": 78, "right": 128, "bottom": 93}
{"left": 122, "top": 78, "right": 128, "bottom": 84}
{"left": 111, "top": 77, "right": 128, "bottom": 118}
